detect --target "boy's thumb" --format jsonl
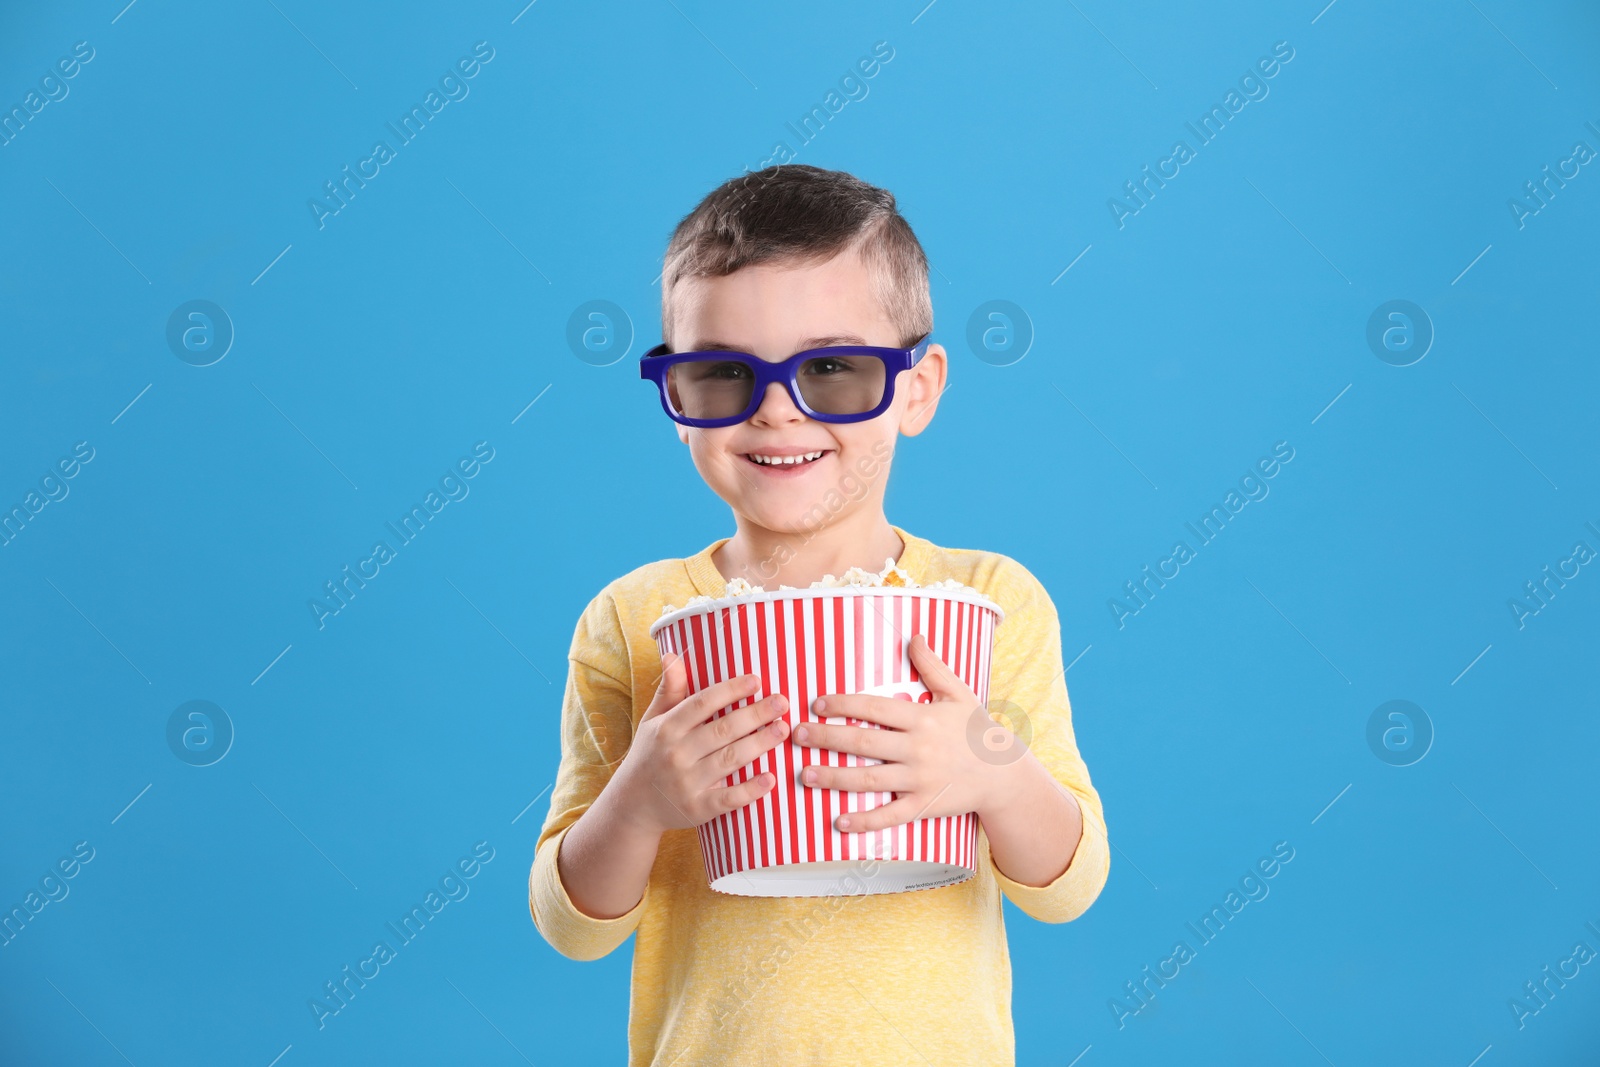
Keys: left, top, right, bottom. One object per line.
{"left": 645, "top": 652, "right": 686, "bottom": 718}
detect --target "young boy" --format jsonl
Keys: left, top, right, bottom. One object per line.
{"left": 529, "top": 165, "right": 1110, "bottom": 1065}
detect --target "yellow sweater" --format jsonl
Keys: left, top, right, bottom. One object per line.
{"left": 529, "top": 525, "right": 1111, "bottom": 1066}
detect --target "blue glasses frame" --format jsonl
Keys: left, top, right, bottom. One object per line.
{"left": 638, "top": 335, "right": 931, "bottom": 428}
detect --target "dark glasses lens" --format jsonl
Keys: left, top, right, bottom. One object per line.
{"left": 666, "top": 359, "right": 756, "bottom": 421}
{"left": 665, "top": 354, "right": 887, "bottom": 421}
{"left": 796, "top": 353, "right": 886, "bottom": 416}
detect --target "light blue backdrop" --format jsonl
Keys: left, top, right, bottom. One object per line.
{"left": 2, "top": 1, "right": 1597, "bottom": 1064}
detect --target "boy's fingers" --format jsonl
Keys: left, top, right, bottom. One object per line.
{"left": 695, "top": 711, "right": 788, "bottom": 784}
{"left": 794, "top": 719, "right": 908, "bottom": 762}
{"left": 708, "top": 771, "right": 776, "bottom": 817}
{"left": 664, "top": 672, "right": 764, "bottom": 730}
{"left": 801, "top": 759, "right": 911, "bottom": 795}
{"left": 811, "top": 695, "right": 914, "bottom": 731}
{"left": 831, "top": 793, "right": 922, "bottom": 834}
{"left": 684, "top": 693, "right": 787, "bottom": 762}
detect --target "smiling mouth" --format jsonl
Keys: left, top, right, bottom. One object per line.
{"left": 742, "top": 450, "right": 832, "bottom": 468}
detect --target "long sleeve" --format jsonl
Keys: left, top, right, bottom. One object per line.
{"left": 981, "top": 560, "right": 1111, "bottom": 923}
{"left": 528, "top": 590, "right": 650, "bottom": 960}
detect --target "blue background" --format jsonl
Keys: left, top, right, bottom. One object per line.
{"left": 2, "top": 0, "right": 1597, "bottom": 1064}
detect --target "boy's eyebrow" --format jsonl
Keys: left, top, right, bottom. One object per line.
{"left": 797, "top": 334, "right": 870, "bottom": 349}
{"left": 688, "top": 334, "right": 872, "bottom": 354}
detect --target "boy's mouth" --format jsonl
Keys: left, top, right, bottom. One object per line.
{"left": 740, "top": 449, "right": 833, "bottom": 474}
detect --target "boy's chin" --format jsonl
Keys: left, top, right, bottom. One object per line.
{"left": 731, "top": 504, "right": 838, "bottom": 538}
{"left": 738, "top": 512, "right": 814, "bottom": 535}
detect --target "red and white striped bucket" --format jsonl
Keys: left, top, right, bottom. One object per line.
{"left": 649, "top": 586, "right": 1004, "bottom": 897}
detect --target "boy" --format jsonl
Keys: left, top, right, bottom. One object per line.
{"left": 529, "top": 165, "right": 1110, "bottom": 1065}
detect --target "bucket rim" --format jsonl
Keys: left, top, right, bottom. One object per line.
{"left": 649, "top": 583, "right": 1005, "bottom": 638}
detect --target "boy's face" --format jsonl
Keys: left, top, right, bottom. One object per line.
{"left": 668, "top": 246, "right": 946, "bottom": 536}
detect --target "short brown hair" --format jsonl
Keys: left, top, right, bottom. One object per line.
{"left": 660, "top": 165, "right": 932, "bottom": 350}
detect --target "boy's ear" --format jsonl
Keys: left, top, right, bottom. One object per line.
{"left": 677, "top": 423, "right": 690, "bottom": 446}
{"left": 898, "top": 343, "right": 947, "bottom": 437}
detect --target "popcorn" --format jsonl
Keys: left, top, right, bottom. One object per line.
{"left": 658, "top": 556, "right": 981, "bottom": 619}
{"left": 724, "top": 577, "right": 761, "bottom": 598}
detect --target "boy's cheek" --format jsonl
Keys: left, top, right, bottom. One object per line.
{"left": 857, "top": 437, "right": 893, "bottom": 479}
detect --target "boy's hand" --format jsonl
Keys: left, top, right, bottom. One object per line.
{"left": 791, "top": 633, "right": 1022, "bottom": 832}
{"left": 612, "top": 652, "right": 790, "bottom": 836}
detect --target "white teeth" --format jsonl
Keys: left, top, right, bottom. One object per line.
{"left": 748, "top": 451, "right": 825, "bottom": 466}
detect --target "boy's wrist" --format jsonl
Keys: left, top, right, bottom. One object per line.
{"left": 976, "top": 751, "right": 1051, "bottom": 824}
{"left": 604, "top": 759, "right": 670, "bottom": 841}
{"left": 975, "top": 753, "right": 1086, "bottom": 889}
{"left": 557, "top": 765, "right": 666, "bottom": 923}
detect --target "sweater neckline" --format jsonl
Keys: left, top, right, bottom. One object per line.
{"left": 686, "top": 524, "right": 932, "bottom": 599}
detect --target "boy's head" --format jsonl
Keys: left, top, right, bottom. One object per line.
{"left": 654, "top": 165, "right": 947, "bottom": 539}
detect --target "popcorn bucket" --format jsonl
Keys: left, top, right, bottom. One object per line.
{"left": 649, "top": 586, "right": 1005, "bottom": 897}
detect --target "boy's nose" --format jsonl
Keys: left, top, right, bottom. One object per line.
{"left": 750, "top": 380, "right": 805, "bottom": 425}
